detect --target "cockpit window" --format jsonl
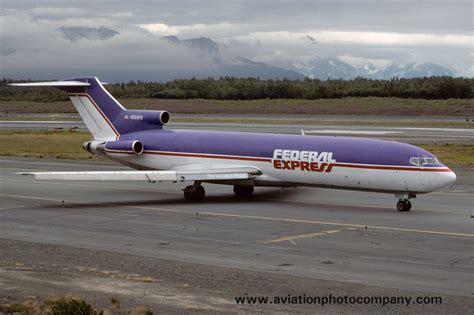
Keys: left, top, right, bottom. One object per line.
{"left": 410, "top": 156, "right": 439, "bottom": 166}
{"left": 410, "top": 157, "right": 420, "bottom": 166}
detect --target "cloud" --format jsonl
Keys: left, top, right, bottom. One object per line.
{"left": 1, "top": 1, "right": 473, "bottom": 78}
{"left": 234, "top": 30, "right": 474, "bottom": 48}
{"left": 138, "top": 23, "right": 179, "bottom": 36}
{"left": 138, "top": 22, "right": 245, "bottom": 39}
{"left": 27, "top": 6, "right": 87, "bottom": 19}
{"left": 0, "top": 11, "right": 215, "bottom": 81}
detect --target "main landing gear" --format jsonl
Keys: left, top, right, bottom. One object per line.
{"left": 396, "top": 199, "right": 411, "bottom": 212}
{"left": 233, "top": 185, "right": 254, "bottom": 198}
{"left": 183, "top": 182, "right": 205, "bottom": 201}
{"left": 183, "top": 183, "right": 255, "bottom": 201}
{"left": 396, "top": 193, "right": 416, "bottom": 212}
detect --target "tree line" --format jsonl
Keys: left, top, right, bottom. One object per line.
{"left": 1, "top": 76, "right": 473, "bottom": 102}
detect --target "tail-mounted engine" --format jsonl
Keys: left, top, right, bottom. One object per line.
{"left": 82, "top": 140, "right": 106, "bottom": 154}
{"left": 105, "top": 140, "right": 144, "bottom": 155}
{"left": 82, "top": 140, "right": 144, "bottom": 155}
{"left": 121, "top": 110, "right": 170, "bottom": 132}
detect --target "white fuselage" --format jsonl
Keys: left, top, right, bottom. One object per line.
{"left": 106, "top": 150, "right": 456, "bottom": 194}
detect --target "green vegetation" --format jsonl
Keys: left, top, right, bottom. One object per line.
{"left": 0, "top": 100, "right": 73, "bottom": 113}
{"left": 2, "top": 76, "right": 473, "bottom": 102}
{"left": 419, "top": 144, "right": 474, "bottom": 167}
{"left": 1, "top": 97, "right": 473, "bottom": 116}
{"left": 0, "top": 296, "right": 154, "bottom": 315}
{"left": 1, "top": 115, "right": 472, "bottom": 127}
{"left": 170, "top": 118, "right": 473, "bottom": 128}
{"left": 47, "top": 298, "right": 103, "bottom": 315}
{"left": 0, "top": 131, "right": 101, "bottom": 160}
{"left": 1, "top": 131, "right": 472, "bottom": 167}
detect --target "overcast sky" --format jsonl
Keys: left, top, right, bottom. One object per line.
{"left": 1, "top": 0, "right": 473, "bottom": 80}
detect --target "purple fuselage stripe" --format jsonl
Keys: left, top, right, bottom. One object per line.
{"left": 119, "top": 129, "right": 444, "bottom": 167}
{"left": 58, "top": 77, "right": 445, "bottom": 168}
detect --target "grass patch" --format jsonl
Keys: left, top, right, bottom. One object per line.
{"left": 0, "top": 116, "right": 80, "bottom": 121}
{"left": 1, "top": 97, "right": 473, "bottom": 116}
{"left": 0, "top": 130, "right": 103, "bottom": 160}
{"left": 0, "top": 131, "right": 471, "bottom": 167}
{"left": 0, "top": 295, "right": 155, "bottom": 315}
{"left": 47, "top": 297, "right": 103, "bottom": 315}
{"left": 171, "top": 117, "right": 474, "bottom": 128}
{"left": 1, "top": 115, "right": 473, "bottom": 128}
{"left": 419, "top": 144, "right": 474, "bottom": 167}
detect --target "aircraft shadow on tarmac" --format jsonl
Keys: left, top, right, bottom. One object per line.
{"left": 38, "top": 188, "right": 399, "bottom": 214}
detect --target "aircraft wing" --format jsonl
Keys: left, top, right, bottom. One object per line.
{"left": 17, "top": 166, "right": 261, "bottom": 182}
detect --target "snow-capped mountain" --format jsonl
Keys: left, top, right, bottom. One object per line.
{"left": 53, "top": 28, "right": 458, "bottom": 80}
{"left": 379, "top": 62, "right": 455, "bottom": 79}
{"left": 163, "top": 36, "right": 304, "bottom": 80}
{"left": 305, "top": 58, "right": 359, "bottom": 80}
{"left": 301, "top": 58, "right": 455, "bottom": 80}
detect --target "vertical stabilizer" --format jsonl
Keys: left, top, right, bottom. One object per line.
{"left": 12, "top": 77, "right": 125, "bottom": 140}
{"left": 63, "top": 77, "right": 124, "bottom": 140}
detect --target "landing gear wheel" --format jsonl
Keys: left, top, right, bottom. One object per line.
{"left": 183, "top": 184, "right": 205, "bottom": 201}
{"left": 233, "top": 185, "right": 254, "bottom": 197}
{"left": 397, "top": 200, "right": 411, "bottom": 212}
{"left": 405, "top": 200, "right": 412, "bottom": 211}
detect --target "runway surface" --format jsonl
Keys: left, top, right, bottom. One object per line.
{"left": 1, "top": 119, "right": 473, "bottom": 144}
{"left": 1, "top": 157, "right": 473, "bottom": 297}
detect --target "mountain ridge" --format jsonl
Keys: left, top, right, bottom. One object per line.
{"left": 52, "top": 28, "right": 459, "bottom": 80}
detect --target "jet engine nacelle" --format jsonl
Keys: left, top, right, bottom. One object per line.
{"left": 83, "top": 140, "right": 144, "bottom": 155}
{"left": 82, "top": 140, "right": 106, "bottom": 154}
{"left": 123, "top": 110, "right": 170, "bottom": 126}
{"left": 104, "top": 140, "right": 144, "bottom": 155}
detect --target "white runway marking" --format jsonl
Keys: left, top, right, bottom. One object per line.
{"left": 402, "top": 127, "right": 474, "bottom": 132}
{"left": 1, "top": 177, "right": 471, "bottom": 214}
{"left": 1, "top": 193, "right": 473, "bottom": 238}
{"left": 305, "top": 130, "right": 403, "bottom": 135}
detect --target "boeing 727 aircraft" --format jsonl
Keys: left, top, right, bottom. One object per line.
{"left": 12, "top": 77, "right": 456, "bottom": 211}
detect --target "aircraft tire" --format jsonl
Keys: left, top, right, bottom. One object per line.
{"left": 234, "top": 185, "right": 254, "bottom": 197}
{"left": 184, "top": 185, "right": 205, "bottom": 201}
{"left": 194, "top": 185, "right": 205, "bottom": 200}
{"left": 397, "top": 200, "right": 411, "bottom": 212}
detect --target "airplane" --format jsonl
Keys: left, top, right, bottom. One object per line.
{"left": 11, "top": 77, "right": 456, "bottom": 212}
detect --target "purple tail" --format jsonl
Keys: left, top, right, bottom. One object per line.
{"left": 56, "top": 77, "right": 170, "bottom": 139}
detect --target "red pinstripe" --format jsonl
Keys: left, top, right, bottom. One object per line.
{"left": 105, "top": 150, "right": 452, "bottom": 172}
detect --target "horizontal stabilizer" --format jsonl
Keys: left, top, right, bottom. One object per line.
{"left": 9, "top": 81, "right": 90, "bottom": 87}
{"left": 17, "top": 167, "right": 261, "bottom": 182}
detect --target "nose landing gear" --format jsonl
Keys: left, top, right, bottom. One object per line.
{"left": 396, "top": 193, "right": 416, "bottom": 212}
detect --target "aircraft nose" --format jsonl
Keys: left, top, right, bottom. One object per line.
{"left": 439, "top": 169, "right": 457, "bottom": 188}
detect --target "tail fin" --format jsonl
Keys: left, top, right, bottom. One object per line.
{"left": 12, "top": 77, "right": 124, "bottom": 140}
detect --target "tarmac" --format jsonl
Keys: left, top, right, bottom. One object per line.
{"left": 1, "top": 157, "right": 473, "bottom": 300}
{"left": 1, "top": 117, "right": 473, "bottom": 312}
